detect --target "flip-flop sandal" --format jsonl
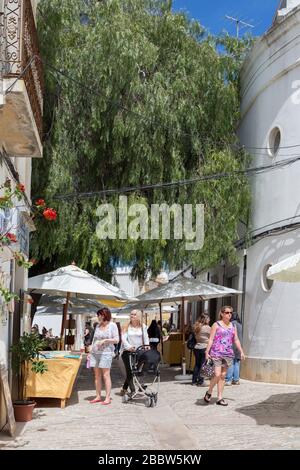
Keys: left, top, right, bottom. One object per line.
{"left": 216, "top": 399, "right": 228, "bottom": 406}
{"left": 204, "top": 392, "right": 212, "bottom": 403}
{"left": 89, "top": 398, "right": 102, "bottom": 404}
{"left": 99, "top": 399, "right": 112, "bottom": 405}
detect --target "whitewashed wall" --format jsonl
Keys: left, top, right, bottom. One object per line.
{"left": 238, "top": 5, "right": 300, "bottom": 379}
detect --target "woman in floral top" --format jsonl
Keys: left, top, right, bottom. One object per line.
{"left": 89, "top": 308, "right": 119, "bottom": 405}
{"left": 204, "top": 306, "right": 245, "bottom": 406}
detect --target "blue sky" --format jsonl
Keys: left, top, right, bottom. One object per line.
{"left": 172, "top": 0, "right": 280, "bottom": 37}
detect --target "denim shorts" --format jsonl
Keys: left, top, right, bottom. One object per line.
{"left": 211, "top": 357, "right": 233, "bottom": 368}
{"left": 90, "top": 353, "right": 113, "bottom": 369}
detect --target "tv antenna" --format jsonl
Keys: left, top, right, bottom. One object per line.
{"left": 225, "top": 15, "right": 254, "bottom": 38}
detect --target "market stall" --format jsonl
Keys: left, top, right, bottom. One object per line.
{"left": 25, "top": 351, "right": 82, "bottom": 408}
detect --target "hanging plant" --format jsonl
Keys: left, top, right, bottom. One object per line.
{"left": 0, "top": 179, "right": 58, "bottom": 305}
{"left": 0, "top": 286, "right": 19, "bottom": 303}
{"left": 0, "top": 232, "right": 18, "bottom": 246}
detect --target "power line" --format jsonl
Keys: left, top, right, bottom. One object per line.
{"left": 44, "top": 59, "right": 300, "bottom": 154}
{"left": 5, "top": 53, "right": 300, "bottom": 156}
{"left": 241, "top": 143, "right": 300, "bottom": 151}
{"left": 43, "top": 60, "right": 207, "bottom": 142}
{"left": 4, "top": 55, "right": 39, "bottom": 95}
{"left": 4, "top": 55, "right": 294, "bottom": 156}
{"left": 52, "top": 154, "right": 300, "bottom": 201}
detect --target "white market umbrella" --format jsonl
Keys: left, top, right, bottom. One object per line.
{"left": 134, "top": 277, "right": 242, "bottom": 304}
{"left": 35, "top": 304, "right": 102, "bottom": 316}
{"left": 28, "top": 264, "right": 135, "bottom": 345}
{"left": 267, "top": 253, "right": 300, "bottom": 282}
{"left": 111, "top": 304, "right": 177, "bottom": 315}
{"left": 28, "top": 264, "right": 133, "bottom": 300}
{"left": 38, "top": 294, "right": 104, "bottom": 311}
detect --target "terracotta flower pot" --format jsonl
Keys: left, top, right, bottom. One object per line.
{"left": 13, "top": 400, "right": 36, "bottom": 422}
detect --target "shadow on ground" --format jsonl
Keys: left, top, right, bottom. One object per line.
{"left": 236, "top": 392, "right": 300, "bottom": 427}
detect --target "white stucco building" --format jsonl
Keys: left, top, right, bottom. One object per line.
{"left": 237, "top": 0, "right": 300, "bottom": 384}
{"left": 205, "top": 0, "right": 300, "bottom": 385}
{"left": 0, "top": 0, "right": 43, "bottom": 428}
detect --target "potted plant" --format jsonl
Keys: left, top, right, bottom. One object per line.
{"left": 10, "top": 333, "right": 48, "bottom": 422}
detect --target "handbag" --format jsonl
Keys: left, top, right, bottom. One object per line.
{"left": 200, "top": 358, "right": 215, "bottom": 378}
{"left": 86, "top": 354, "right": 91, "bottom": 369}
{"left": 187, "top": 333, "right": 196, "bottom": 350}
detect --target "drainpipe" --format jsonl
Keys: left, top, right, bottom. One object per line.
{"left": 8, "top": 258, "right": 15, "bottom": 389}
{"left": 240, "top": 249, "right": 247, "bottom": 339}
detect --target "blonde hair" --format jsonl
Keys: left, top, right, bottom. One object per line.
{"left": 218, "top": 305, "right": 233, "bottom": 320}
{"left": 194, "top": 314, "right": 210, "bottom": 334}
{"left": 123, "top": 309, "right": 142, "bottom": 332}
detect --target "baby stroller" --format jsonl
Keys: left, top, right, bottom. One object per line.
{"left": 122, "top": 346, "right": 160, "bottom": 408}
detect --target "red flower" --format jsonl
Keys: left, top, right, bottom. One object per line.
{"left": 43, "top": 208, "right": 57, "bottom": 221}
{"left": 35, "top": 198, "right": 46, "bottom": 207}
{"left": 6, "top": 233, "right": 17, "bottom": 243}
{"left": 16, "top": 183, "right": 25, "bottom": 192}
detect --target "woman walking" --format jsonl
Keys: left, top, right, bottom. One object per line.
{"left": 89, "top": 308, "right": 119, "bottom": 405}
{"left": 204, "top": 306, "right": 245, "bottom": 406}
{"left": 147, "top": 319, "right": 161, "bottom": 350}
{"left": 225, "top": 312, "right": 243, "bottom": 385}
{"left": 192, "top": 314, "right": 211, "bottom": 386}
{"left": 120, "top": 310, "right": 149, "bottom": 396}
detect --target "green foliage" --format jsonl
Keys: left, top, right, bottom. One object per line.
{"left": 10, "top": 333, "right": 47, "bottom": 371}
{"left": 32, "top": 0, "right": 252, "bottom": 279}
{"left": 0, "top": 286, "right": 18, "bottom": 303}
{"left": 10, "top": 333, "right": 48, "bottom": 400}
{"left": 14, "top": 253, "right": 33, "bottom": 269}
{"left": 0, "top": 179, "right": 25, "bottom": 210}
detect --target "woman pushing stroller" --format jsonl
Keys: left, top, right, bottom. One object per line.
{"left": 120, "top": 310, "right": 150, "bottom": 396}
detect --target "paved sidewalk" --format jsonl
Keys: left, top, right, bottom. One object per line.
{"left": 1, "top": 358, "right": 300, "bottom": 450}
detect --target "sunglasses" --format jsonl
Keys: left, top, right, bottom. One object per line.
{"left": 224, "top": 311, "right": 232, "bottom": 315}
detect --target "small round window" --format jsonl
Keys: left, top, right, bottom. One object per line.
{"left": 261, "top": 264, "right": 274, "bottom": 292}
{"left": 268, "top": 127, "right": 281, "bottom": 157}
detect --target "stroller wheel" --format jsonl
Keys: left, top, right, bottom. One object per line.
{"left": 122, "top": 394, "right": 129, "bottom": 403}
{"left": 146, "top": 397, "right": 156, "bottom": 408}
{"left": 146, "top": 397, "right": 152, "bottom": 408}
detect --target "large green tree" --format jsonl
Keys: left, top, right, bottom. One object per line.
{"left": 32, "top": 0, "right": 251, "bottom": 280}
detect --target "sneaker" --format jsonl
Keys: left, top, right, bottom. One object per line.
{"left": 120, "top": 388, "right": 127, "bottom": 396}
{"left": 232, "top": 380, "right": 240, "bottom": 385}
{"left": 225, "top": 382, "right": 232, "bottom": 386}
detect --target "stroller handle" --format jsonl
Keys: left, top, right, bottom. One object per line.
{"left": 136, "top": 345, "right": 150, "bottom": 352}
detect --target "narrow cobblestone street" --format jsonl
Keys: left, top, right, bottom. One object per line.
{"left": 1, "top": 358, "right": 300, "bottom": 450}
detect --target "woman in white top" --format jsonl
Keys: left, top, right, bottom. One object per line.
{"left": 120, "top": 310, "right": 149, "bottom": 395}
{"left": 89, "top": 308, "right": 119, "bottom": 405}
